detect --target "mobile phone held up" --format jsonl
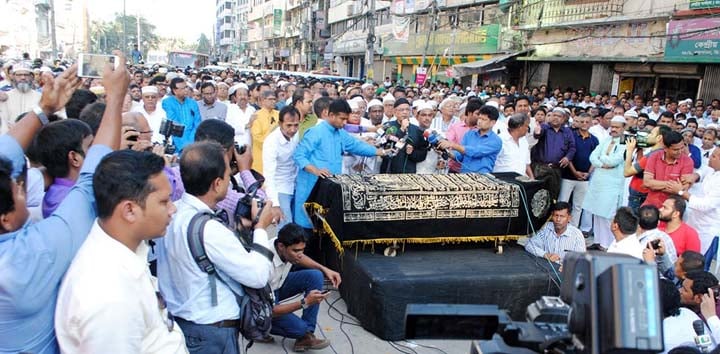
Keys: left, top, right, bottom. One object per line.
{"left": 78, "top": 53, "right": 120, "bottom": 79}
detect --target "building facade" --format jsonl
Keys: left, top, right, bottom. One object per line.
{"left": 512, "top": 0, "right": 720, "bottom": 101}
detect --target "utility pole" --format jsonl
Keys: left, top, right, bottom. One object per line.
{"left": 365, "top": 0, "right": 375, "bottom": 82}
{"left": 49, "top": 0, "right": 58, "bottom": 59}
{"left": 419, "top": 0, "right": 436, "bottom": 79}
{"left": 122, "top": 0, "right": 127, "bottom": 56}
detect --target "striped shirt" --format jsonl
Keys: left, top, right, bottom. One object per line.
{"left": 525, "top": 222, "right": 586, "bottom": 261}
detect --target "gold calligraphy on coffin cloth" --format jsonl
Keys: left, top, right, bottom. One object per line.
{"left": 305, "top": 173, "right": 526, "bottom": 254}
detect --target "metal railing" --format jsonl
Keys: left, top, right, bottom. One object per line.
{"left": 515, "top": 0, "right": 624, "bottom": 27}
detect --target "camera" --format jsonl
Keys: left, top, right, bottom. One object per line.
{"left": 158, "top": 120, "right": 185, "bottom": 154}
{"left": 650, "top": 239, "right": 661, "bottom": 250}
{"left": 619, "top": 128, "right": 650, "bottom": 148}
{"left": 407, "top": 253, "right": 664, "bottom": 354}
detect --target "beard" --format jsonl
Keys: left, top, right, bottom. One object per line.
{"left": 16, "top": 82, "right": 32, "bottom": 93}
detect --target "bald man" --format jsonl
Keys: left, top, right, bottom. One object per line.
{"left": 121, "top": 111, "right": 155, "bottom": 152}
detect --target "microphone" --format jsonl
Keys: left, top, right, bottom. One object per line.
{"left": 694, "top": 319, "right": 712, "bottom": 353}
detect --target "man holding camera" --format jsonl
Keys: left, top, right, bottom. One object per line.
{"left": 132, "top": 86, "right": 167, "bottom": 144}
{"left": 162, "top": 77, "right": 201, "bottom": 152}
{"left": 642, "top": 131, "right": 695, "bottom": 209}
{"left": 156, "top": 141, "right": 275, "bottom": 354}
{"left": 623, "top": 125, "right": 670, "bottom": 213}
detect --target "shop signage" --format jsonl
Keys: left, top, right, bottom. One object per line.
{"left": 665, "top": 18, "right": 720, "bottom": 62}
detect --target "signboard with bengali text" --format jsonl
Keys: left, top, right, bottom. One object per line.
{"left": 665, "top": 17, "right": 720, "bottom": 61}
{"left": 689, "top": 0, "right": 720, "bottom": 9}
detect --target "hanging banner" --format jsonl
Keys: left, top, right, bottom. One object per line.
{"left": 392, "top": 0, "right": 409, "bottom": 42}
{"left": 273, "top": 9, "right": 283, "bottom": 36}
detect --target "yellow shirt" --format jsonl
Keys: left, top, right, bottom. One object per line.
{"left": 251, "top": 108, "right": 279, "bottom": 173}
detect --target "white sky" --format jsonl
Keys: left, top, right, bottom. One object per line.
{"left": 87, "top": 0, "right": 215, "bottom": 43}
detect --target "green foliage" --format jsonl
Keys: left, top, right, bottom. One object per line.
{"left": 89, "top": 13, "right": 160, "bottom": 54}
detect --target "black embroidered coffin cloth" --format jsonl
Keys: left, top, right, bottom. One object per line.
{"left": 305, "top": 172, "right": 552, "bottom": 253}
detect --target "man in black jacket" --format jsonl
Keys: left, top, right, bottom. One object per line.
{"left": 380, "top": 98, "right": 428, "bottom": 173}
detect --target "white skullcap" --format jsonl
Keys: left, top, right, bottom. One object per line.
{"left": 467, "top": 92, "right": 477, "bottom": 97}
{"left": 428, "top": 100, "right": 438, "bottom": 108}
{"left": 624, "top": 110, "right": 638, "bottom": 118}
{"left": 412, "top": 99, "right": 426, "bottom": 108}
{"left": 216, "top": 82, "right": 229, "bottom": 88}
{"left": 141, "top": 86, "right": 158, "bottom": 95}
{"left": 611, "top": 115, "right": 627, "bottom": 124}
{"left": 382, "top": 94, "right": 396, "bottom": 104}
{"left": 349, "top": 99, "right": 360, "bottom": 111}
{"left": 367, "top": 99, "right": 383, "bottom": 109}
{"left": 361, "top": 83, "right": 373, "bottom": 90}
{"left": 485, "top": 101, "right": 499, "bottom": 109}
{"left": 158, "top": 67, "right": 168, "bottom": 74}
{"left": 229, "top": 83, "right": 247, "bottom": 96}
{"left": 11, "top": 61, "right": 32, "bottom": 74}
{"left": 166, "top": 72, "right": 178, "bottom": 81}
{"left": 416, "top": 101, "right": 434, "bottom": 113}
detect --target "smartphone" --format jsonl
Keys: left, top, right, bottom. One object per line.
{"left": 321, "top": 290, "right": 331, "bottom": 295}
{"left": 78, "top": 53, "right": 119, "bottom": 78}
{"left": 650, "top": 239, "right": 661, "bottom": 249}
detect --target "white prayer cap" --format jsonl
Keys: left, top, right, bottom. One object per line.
{"left": 349, "top": 99, "right": 360, "bottom": 111}
{"left": 412, "top": 99, "right": 426, "bottom": 108}
{"left": 485, "top": 101, "right": 499, "bottom": 109}
{"left": 382, "top": 94, "right": 396, "bottom": 104}
{"left": 624, "top": 110, "right": 638, "bottom": 118}
{"left": 611, "top": 115, "right": 627, "bottom": 124}
{"left": 367, "top": 99, "right": 383, "bottom": 109}
{"left": 416, "top": 101, "right": 434, "bottom": 113}
{"left": 11, "top": 61, "right": 32, "bottom": 74}
{"left": 361, "top": 83, "right": 373, "bottom": 90}
{"left": 141, "top": 86, "right": 158, "bottom": 95}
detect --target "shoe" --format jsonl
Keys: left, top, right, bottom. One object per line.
{"left": 293, "top": 332, "right": 330, "bottom": 352}
{"left": 253, "top": 335, "right": 274, "bottom": 343}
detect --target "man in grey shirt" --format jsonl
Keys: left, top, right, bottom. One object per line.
{"left": 198, "top": 81, "right": 228, "bottom": 121}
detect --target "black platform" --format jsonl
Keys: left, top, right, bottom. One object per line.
{"left": 338, "top": 244, "right": 560, "bottom": 341}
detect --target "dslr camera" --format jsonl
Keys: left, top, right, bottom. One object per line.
{"left": 619, "top": 127, "right": 650, "bottom": 148}
{"left": 158, "top": 120, "right": 186, "bottom": 154}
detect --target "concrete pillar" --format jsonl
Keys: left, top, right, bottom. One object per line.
{"left": 590, "top": 64, "right": 614, "bottom": 95}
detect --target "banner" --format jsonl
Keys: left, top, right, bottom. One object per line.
{"left": 416, "top": 67, "right": 427, "bottom": 85}
{"left": 689, "top": 0, "right": 720, "bottom": 9}
{"left": 273, "top": 9, "right": 282, "bottom": 36}
{"left": 392, "top": 0, "right": 409, "bottom": 42}
{"left": 665, "top": 17, "right": 720, "bottom": 61}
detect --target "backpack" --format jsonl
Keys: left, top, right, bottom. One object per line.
{"left": 186, "top": 211, "right": 275, "bottom": 349}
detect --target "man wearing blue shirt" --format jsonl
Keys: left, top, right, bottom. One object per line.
{"left": 162, "top": 77, "right": 201, "bottom": 152}
{"left": 0, "top": 56, "right": 127, "bottom": 354}
{"left": 439, "top": 105, "right": 502, "bottom": 173}
{"left": 293, "top": 99, "right": 388, "bottom": 261}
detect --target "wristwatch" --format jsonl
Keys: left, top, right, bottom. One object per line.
{"left": 300, "top": 298, "right": 308, "bottom": 310}
{"left": 32, "top": 106, "right": 49, "bottom": 125}
{"left": 678, "top": 190, "right": 685, "bottom": 197}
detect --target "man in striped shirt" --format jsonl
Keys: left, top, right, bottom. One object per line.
{"left": 525, "top": 202, "right": 586, "bottom": 263}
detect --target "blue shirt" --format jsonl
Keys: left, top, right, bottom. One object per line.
{"left": 161, "top": 96, "right": 201, "bottom": 152}
{"left": 454, "top": 129, "right": 502, "bottom": 174}
{"left": 293, "top": 121, "right": 377, "bottom": 228}
{"left": 532, "top": 124, "right": 576, "bottom": 164}
{"left": 0, "top": 134, "right": 110, "bottom": 354}
{"left": 562, "top": 130, "right": 599, "bottom": 179}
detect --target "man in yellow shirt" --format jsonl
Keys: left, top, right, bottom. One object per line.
{"left": 251, "top": 90, "right": 279, "bottom": 173}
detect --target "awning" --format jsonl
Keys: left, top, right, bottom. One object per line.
{"left": 391, "top": 55, "right": 493, "bottom": 66}
{"left": 451, "top": 50, "right": 530, "bottom": 77}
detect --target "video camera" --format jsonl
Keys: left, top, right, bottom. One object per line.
{"left": 158, "top": 119, "right": 185, "bottom": 155}
{"left": 405, "top": 252, "right": 664, "bottom": 354}
{"left": 620, "top": 127, "right": 651, "bottom": 148}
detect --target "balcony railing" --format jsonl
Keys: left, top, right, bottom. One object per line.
{"left": 514, "top": 0, "right": 623, "bottom": 28}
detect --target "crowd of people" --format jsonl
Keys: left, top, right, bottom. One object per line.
{"left": 0, "top": 51, "right": 719, "bottom": 354}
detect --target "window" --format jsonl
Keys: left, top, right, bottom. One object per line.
{"left": 225, "top": 2, "right": 232, "bottom": 9}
